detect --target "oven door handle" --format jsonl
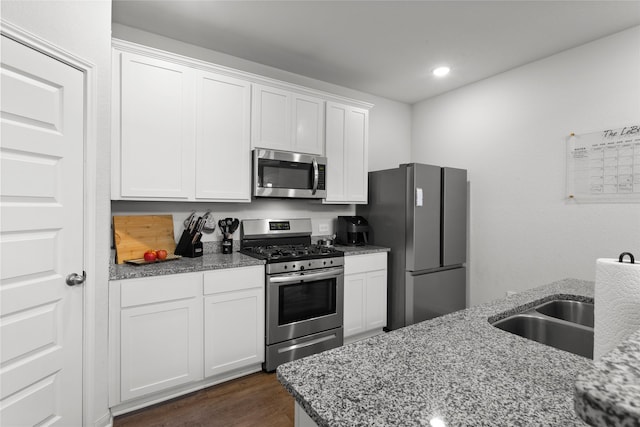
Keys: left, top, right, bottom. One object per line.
{"left": 311, "top": 158, "right": 319, "bottom": 195}
{"left": 277, "top": 333, "right": 338, "bottom": 354}
{"left": 268, "top": 267, "right": 344, "bottom": 284}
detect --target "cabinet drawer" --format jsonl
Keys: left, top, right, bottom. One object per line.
{"left": 120, "top": 273, "right": 202, "bottom": 308}
{"left": 203, "top": 265, "right": 264, "bottom": 295}
{"left": 344, "top": 253, "right": 387, "bottom": 275}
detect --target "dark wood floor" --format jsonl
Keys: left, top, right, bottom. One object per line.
{"left": 113, "top": 372, "right": 294, "bottom": 427}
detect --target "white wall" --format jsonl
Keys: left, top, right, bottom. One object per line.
{"left": 112, "top": 200, "right": 353, "bottom": 243}
{"left": 412, "top": 26, "right": 640, "bottom": 306}
{"left": 1, "top": 1, "right": 112, "bottom": 426}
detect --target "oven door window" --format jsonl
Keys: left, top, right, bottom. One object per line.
{"left": 258, "top": 159, "right": 313, "bottom": 190}
{"left": 279, "top": 279, "right": 336, "bottom": 325}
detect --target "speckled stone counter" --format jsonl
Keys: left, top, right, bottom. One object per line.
{"left": 109, "top": 250, "right": 264, "bottom": 280}
{"left": 575, "top": 328, "right": 640, "bottom": 426}
{"left": 334, "top": 245, "right": 390, "bottom": 256}
{"left": 278, "top": 278, "right": 595, "bottom": 426}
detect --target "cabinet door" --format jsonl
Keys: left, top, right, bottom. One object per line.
{"left": 345, "top": 106, "right": 368, "bottom": 203}
{"left": 324, "top": 102, "right": 347, "bottom": 202}
{"left": 365, "top": 270, "right": 387, "bottom": 330}
{"left": 195, "top": 72, "right": 251, "bottom": 201}
{"left": 324, "top": 102, "right": 369, "bottom": 204}
{"left": 292, "top": 94, "right": 324, "bottom": 155}
{"left": 204, "top": 287, "right": 264, "bottom": 377}
{"left": 343, "top": 273, "right": 366, "bottom": 338}
{"left": 119, "top": 52, "right": 194, "bottom": 198}
{"left": 251, "top": 84, "right": 291, "bottom": 152}
{"left": 120, "top": 297, "right": 203, "bottom": 401}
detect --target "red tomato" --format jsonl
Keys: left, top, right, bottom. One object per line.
{"left": 143, "top": 251, "right": 157, "bottom": 262}
{"left": 156, "top": 249, "right": 168, "bottom": 260}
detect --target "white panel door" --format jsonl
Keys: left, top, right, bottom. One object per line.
{"left": 251, "top": 84, "right": 291, "bottom": 151}
{"left": 292, "top": 94, "right": 324, "bottom": 155}
{"left": 195, "top": 72, "right": 251, "bottom": 201}
{"left": 119, "top": 52, "right": 194, "bottom": 198}
{"left": 204, "top": 288, "right": 264, "bottom": 377}
{"left": 343, "top": 274, "right": 366, "bottom": 338}
{"left": 0, "top": 35, "right": 84, "bottom": 426}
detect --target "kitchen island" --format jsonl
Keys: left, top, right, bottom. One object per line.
{"left": 277, "top": 278, "right": 595, "bottom": 426}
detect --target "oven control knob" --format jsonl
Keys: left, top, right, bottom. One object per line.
{"left": 300, "top": 265, "right": 305, "bottom": 271}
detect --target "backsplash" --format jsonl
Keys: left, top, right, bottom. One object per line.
{"left": 111, "top": 199, "right": 354, "bottom": 245}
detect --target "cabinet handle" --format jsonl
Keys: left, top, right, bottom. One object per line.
{"left": 312, "top": 158, "right": 319, "bottom": 195}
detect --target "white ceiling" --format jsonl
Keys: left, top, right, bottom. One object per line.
{"left": 112, "top": 1, "right": 640, "bottom": 104}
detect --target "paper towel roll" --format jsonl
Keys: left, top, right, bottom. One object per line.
{"left": 594, "top": 257, "right": 640, "bottom": 360}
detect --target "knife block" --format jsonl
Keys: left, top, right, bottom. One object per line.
{"left": 175, "top": 230, "right": 203, "bottom": 258}
{"left": 184, "top": 241, "right": 203, "bottom": 258}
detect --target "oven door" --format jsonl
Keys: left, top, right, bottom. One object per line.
{"left": 253, "top": 149, "right": 327, "bottom": 199}
{"left": 266, "top": 266, "right": 343, "bottom": 345}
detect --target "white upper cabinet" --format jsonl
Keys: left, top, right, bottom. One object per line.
{"left": 112, "top": 45, "right": 251, "bottom": 202}
{"left": 252, "top": 84, "right": 324, "bottom": 155}
{"left": 292, "top": 93, "right": 325, "bottom": 155}
{"left": 118, "top": 52, "right": 195, "bottom": 199}
{"left": 112, "top": 40, "right": 372, "bottom": 203}
{"left": 251, "top": 85, "right": 291, "bottom": 152}
{"left": 324, "top": 102, "right": 369, "bottom": 204}
{"left": 195, "top": 72, "right": 251, "bottom": 201}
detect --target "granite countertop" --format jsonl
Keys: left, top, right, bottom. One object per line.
{"left": 109, "top": 249, "right": 264, "bottom": 280}
{"left": 110, "top": 243, "right": 390, "bottom": 280}
{"left": 575, "top": 329, "right": 640, "bottom": 425}
{"left": 277, "top": 278, "right": 597, "bottom": 426}
{"left": 334, "top": 245, "right": 390, "bottom": 256}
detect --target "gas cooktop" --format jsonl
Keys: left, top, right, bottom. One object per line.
{"left": 240, "top": 244, "right": 343, "bottom": 262}
{"left": 240, "top": 218, "right": 345, "bottom": 264}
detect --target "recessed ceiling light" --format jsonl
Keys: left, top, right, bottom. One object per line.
{"left": 432, "top": 66, "right": 451, "bottom": 77}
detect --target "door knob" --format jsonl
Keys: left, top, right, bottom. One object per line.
{"left": 66, "top": 271, "right": 86, "bottom": 286}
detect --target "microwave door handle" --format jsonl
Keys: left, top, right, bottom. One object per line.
{"left": 312, "top": 158, "right": 319, "bottom": 195}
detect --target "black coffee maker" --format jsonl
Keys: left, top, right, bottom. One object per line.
{"left": 336, "top": 216, "right": 369, "bottom": 246}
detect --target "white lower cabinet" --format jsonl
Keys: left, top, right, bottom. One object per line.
{"left": 114, "top": 273, "right": 203, "bottom": 403}
{"left": 109, "top": 266, "right": 265, "bottom": 414}
{"left": 203, "top": 266, "right": 265, "bottom": 378}
{"left": 343, "top": 253, "right": 388, "bottom": 344}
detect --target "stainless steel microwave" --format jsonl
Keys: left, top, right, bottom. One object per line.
{"left": 253, "top": 149, "right": 327, "bottom": 199}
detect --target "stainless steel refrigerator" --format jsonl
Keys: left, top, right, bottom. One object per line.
{"left": 357, "top": 163, "right": 467, "bottom": 330}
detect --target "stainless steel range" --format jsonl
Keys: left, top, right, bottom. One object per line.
{"left": 240, "top": 218, "right": 344, "bottom": 372}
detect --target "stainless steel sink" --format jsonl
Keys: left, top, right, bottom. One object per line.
{"left": 534, "top": 300, "right": 594, "bottom": 327}
{"left": 491, "top": 299, "right": 594, "bottom": 359}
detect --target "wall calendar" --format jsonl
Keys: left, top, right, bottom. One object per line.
{"left": 566, "top": 125, "right": 640, "bottom": 203}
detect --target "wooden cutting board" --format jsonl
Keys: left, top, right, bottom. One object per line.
{"left": 113, "top": 215, "right": 177, "bottom": 264}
